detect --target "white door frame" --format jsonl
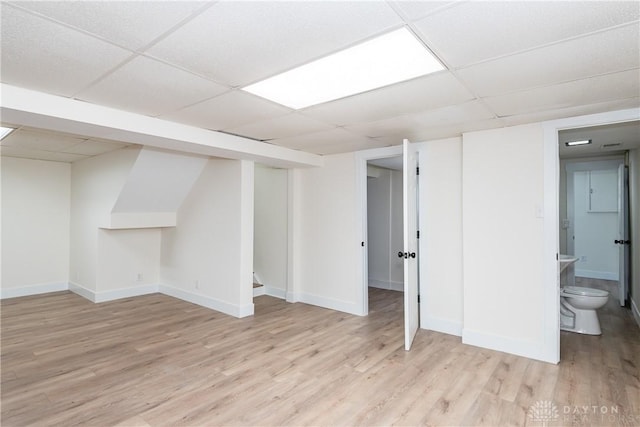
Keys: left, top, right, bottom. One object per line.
{"left": 542, "top": 108, "right": 639, "bottom": 364}
{"left": 355, "top": 145, "right": 403, "bottom": 316}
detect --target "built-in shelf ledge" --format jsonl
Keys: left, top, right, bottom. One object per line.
{"left": 101, "top": 212, "right": 176, "bottom": 229}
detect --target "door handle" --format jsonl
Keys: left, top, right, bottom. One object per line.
{"left": 397, "top": 252, "right": 417, "bottom": 259}
{"left": 614, "top": 240, "right": 631, "bottom": 245}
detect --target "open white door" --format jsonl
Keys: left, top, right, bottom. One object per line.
{"left": 403, "top": 139, "right": 419, "bottom": 351}
{"left": 616, "top": 164, "right": 630, "bottom": 306}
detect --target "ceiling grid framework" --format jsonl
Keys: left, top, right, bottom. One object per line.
{"left": 1, "top": 0, "right": 639, "bottom": 160}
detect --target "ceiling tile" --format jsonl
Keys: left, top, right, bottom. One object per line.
{"left": 160, "top": 91, "right": 292, "bottom": 130}
{"left": 9, "top": 1, "right": 209, "bottom": 51}
{"left": 456, "top": 23, "right": 640, "bottom": 97}
{"left": 500, "top": 98, "right": 640, "bottom": 127}
{"left": 301, "top": 72, "right": 475, "bottom": 126}
{"left": 61, "top": 140, "right": 129, "bottom": 156}
{"left": 269, "top": 128, "right": 373, "bottom": 152}
{"left": 225, "top": 113, "right": 334, "bottom": 141}
{"left": 1, "top": 128, "right": 86, "bottom": 151}
{"left": 345, "top": 101, "right": 496, "bottom": 138}
{"left": 0, "top": 4, "right": 133, "bottom": 97}
{"left": 344, "top": 115, "right": 416, "bottom": 139}
{"left": 146, "top": 1, "right": 404, "bottom": 87}
{"left": 76, "top": 56, "right": 230, "bottom": 117}
{"left": 414, "top": 1, "right": 640, "bottom": 68}
{"left": 0, "top": 146, "right": 88, "bottom": 163}
{"left": 483, "top": 69, "right": 640, "bottom": 117}
{"left": 311, "top": 138, "right": 390, "bottom": 155}
{"left": 370, "top": 117, "right": 504, "bottom": 144}
{"left": 389, "top": 1, "right": 461, "bottom": 22}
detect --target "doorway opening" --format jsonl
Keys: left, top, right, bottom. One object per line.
{"left": 366, "top": 155, "right": 404, "bottom": 317}
{"left": 356, "top": 140, "right": 420, "bottom": 351}
{"left": 542, "top": 109, "right": 639, "bottom": 363}
{"left": 556, "top": 120, "right": 639, "bottom": 357}
{"left": 253, "top": 163, "right": 288, "bottom": 308}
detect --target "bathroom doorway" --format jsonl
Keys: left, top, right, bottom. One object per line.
{"left": 558, "top": 121, "right": 638, "bottom": 307}
{"left": 542, "top": 109, "right": 639, "bottom": 363}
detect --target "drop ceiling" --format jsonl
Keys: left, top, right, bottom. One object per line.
{"left": 1, "top": 1, "right": 639, "bottom": 163}
{"left": 559, "top": 120, "right": 640, "bottom": 158}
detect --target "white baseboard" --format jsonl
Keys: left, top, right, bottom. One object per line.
{"left": 94, "top": 284, "right": 159, "bottom": 303}
{"left": 368, "top": 279, "right": 403, "bottom": 292}
{"left": 632, "top": 299, "right": 640, "bottom": 330}
{"left": 1, "top": 282, "right": 69, "bottom": 299}
{"left": 265, "top": 286, "right": 286, "bottom": 299}
{"left": 299, "top": 292, "right": 363, "bottom": 316}
{"left": 5, "top": 280, "right": 255, "bottom": 319}
{"left": 69, "top": 282, "right": 96, "bottom": 302}
{"left": 253, "top": 286, "right": 266, "bottom": 297}
{"left": 159, "top": 284, "right": 253, "bottom": 318}
{"left": 286, "top": 291, "right": 300, "bottom": 303}
{"left": 422, "top": 316, "right": 462, "bottom": 337}
{"left": 462, "top": 328, "right": 552, "bottom": 363}
{"left": 69, "top": 282, "right": 159, "bottom": 303}
{"left": 575, "top": 269, "right": 618, "bottom": 281}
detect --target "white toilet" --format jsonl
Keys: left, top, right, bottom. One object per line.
{"left": 560, "top": 286, "right": 609, "bottom": 335}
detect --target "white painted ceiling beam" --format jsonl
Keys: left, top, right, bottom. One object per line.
{"left": 0, "top": 84, "right": 323, "bottom": 168}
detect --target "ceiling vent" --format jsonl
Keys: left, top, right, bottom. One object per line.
{"left": 601, "top": 143, "right": 622, "bottom": 148}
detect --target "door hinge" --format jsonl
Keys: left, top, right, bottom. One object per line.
{"left": 361, "top": 241, "right": 365, "bottom": 247}
{"left": 416, "top": 166, "right": 420, "bottom": 175}
{"left": 418, "top": 295, "right": 420, "bottom": 303}
{"left": 417, "top": 230, "right": 420, "bottom": 239}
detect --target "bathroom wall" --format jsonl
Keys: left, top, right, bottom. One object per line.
{"left": 559, "top": 155, "right": 624, "bottom": 256}
{"left": 565, "top": 160, "right": 622, "bottom": 280}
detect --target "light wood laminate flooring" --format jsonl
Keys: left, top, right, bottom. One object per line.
{"left": 1, "top": 281, "right": 639, "bottom": 426}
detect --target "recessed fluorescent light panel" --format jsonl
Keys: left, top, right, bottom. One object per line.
{"left": 0, "top": 126, "right": 15, "bottom": 140}
{"left": 565, "top": 139, "right": 592, "bottom": 146}
{"left": 243, "top": 27, "right": 444, "bottom": 109}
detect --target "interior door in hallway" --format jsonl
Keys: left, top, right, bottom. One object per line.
{"left": 403, "top": 139, "right": 419, "bottom": 351}
{"left": 617, "top": 163, "right": 630, "bottom": 306}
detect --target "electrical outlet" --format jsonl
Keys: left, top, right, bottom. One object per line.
{"left": 195, "top": 280, "right": 199, "bottom": 289}
{"left": 137, "top": 273, "right": 143, "bottom": 282}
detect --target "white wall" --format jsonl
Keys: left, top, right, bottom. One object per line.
{"left": 367, "top": 166, "right": 403, "bottom": 291}
{"left": 296, "top": 152, "right": 361, "bottom": 314}
{"left": 112, "top": 148, "right": 206, "bottom": 213}
{"left": 418, "top": 137, "right": 463, "bottom": 336}
{"left": 367, "top": 168, "right": 391, "bottom": 288}
{"left": 1, "top": 157, "right": 70, "bottom": 296}
{"left": 462, "top": 123, "right": 546, "bottom": 359}
{"left": 161, "top": 158, "right": 254, "bottom": 317}
{"left": 629, "top": 148, "right": 640, "bottom": 326}
{"left": 254, "top": 164, "right": 288, "bottom": 298}
{"left": 69, "top": 147, "right": 140, "bottom": 292}
{"left": 96, "top": 228, "right": 161, "bottom": 292}
{"left": 572, "top": 170, "right": 619, "bottom": 280}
